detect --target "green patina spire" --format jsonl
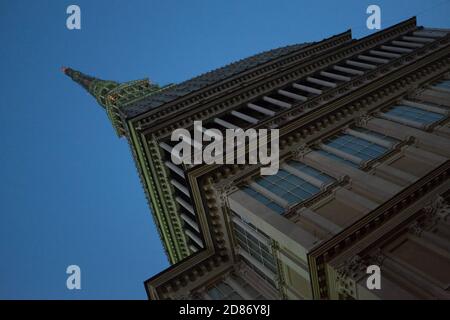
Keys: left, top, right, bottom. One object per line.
{"left": 62, "top": 67, "right": 120, "bottom": 108}
{"left": 63, "top": 67, "right": 172, "bottom": 137}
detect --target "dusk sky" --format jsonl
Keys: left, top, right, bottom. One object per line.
{"left": 1, "top": 0, "right": 449, "bottom": 299}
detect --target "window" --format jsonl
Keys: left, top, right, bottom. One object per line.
{"left": 316, "top": 149, "right": 360, "bottom": 168}
{"left": 242, "top": 162, "right": 334, "bottom": 211}
{"left": 233, "top": 218, "right": 277, "bottom": 274}
{"left": 288, "top": 161, "right": 335, "bottom": 185}
{"left": 208, "top": 282, "right": 242, "bottom": 300}
{"left": 352, "top": 127, "right": 399, "bottom": 144}
{"left": 434, "top": 79, "right": 450, "bottom": 90}
{"left": 242, "top": 257, "right": 277, "bottom": 289}
{"left": 255, "top": 169, "right": 320, "bottom": 205}
{"left": 242, "top": 187, "right": 284, "bottom": 214}
{"left": 325, "top": 133, "right": 388, "bottom": 162}
{"left": 384, "top": 105, "right": 444, "bottom": 126}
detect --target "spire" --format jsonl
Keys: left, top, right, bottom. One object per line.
{"left": 63, "top": 66, "right": 169, "bottom": 137}
{"left": 62, "top": 67, "right": 120, "bottom": 108}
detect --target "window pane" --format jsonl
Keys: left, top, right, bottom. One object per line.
{"left": 288, "top": 161, "right": 335, "bottom": 184}
{"left": 435, "top": 80, "right": 450, "bottom": 89}
{"left": 385, "top": 105, "right": 444, "bottom": 126}
{"left": 232, "top": 216, "right": 278, "bottom": 274}
{"left": 317, "top": 149, "right": 359, "bottom": 167}
{"left": 242, "top": 187, "right": 284, "bottom": 214}
{"left": 352, "top": 127, "right": 398, "bottom": 144}
{"left": 255, "top": 169, "right": 321, "bottom": 206}
{"left": 324, "top": 134, "right": 388, "bottom": 162}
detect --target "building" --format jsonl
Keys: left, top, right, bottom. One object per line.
{"left": 64, "top": 17, "right": 450, "bottom": 300}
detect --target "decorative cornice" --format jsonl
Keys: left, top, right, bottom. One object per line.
{"left": 185, "top": 51, "right": 450, "bottom": 202}
{"left": 137, "top": 18, "right": 419, "bottom": 137}
{"left": 290, "top": 143, "right": 312, "bottom": 160}
{"left": 308, "top": 160, "right": 450, "bottom": 299}
{"left": 409, "top": 195, "right": 446, "bottom": 235}
{"left": 335, "top": 255, "right": 366, "bottom": 299}
{"left": 132, "top": 30, "right": 354, "bottom": 124}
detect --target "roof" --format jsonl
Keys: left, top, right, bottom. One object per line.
{"left": 122, "top": 42, "right": 313, "bottom": 118}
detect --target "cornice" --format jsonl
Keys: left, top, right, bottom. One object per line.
{"left": 308, "top": 160, "right": 450, "bottom": 299}
{"left": 136, "top": 18, "right": 418, "bottom": 137}
{"left": 130, "top": 30, "right": 353, "bottom": 125}
{"left": 128, "top": 125, "right": 187, "bottom": 263}
{"left": 176, "top": 49, "right": 450, "bottom": 194}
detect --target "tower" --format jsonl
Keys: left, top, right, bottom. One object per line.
{"left": 65, "top": 17, "right": 450, "bottom": 300}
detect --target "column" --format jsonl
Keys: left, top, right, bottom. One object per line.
{"left": 307, "top": 77, "right": 337, "bottom": 88}
{"left": 281, "top": 163, "right": 326, "bottom": 189}
{"left": 333, "top": 65, "right": 364, "bottom": 76}
{"left": 231, "top": 110, "right": 259, "bottom": 124}
{"left": 165, "top": 161, "right": 185, "bottom": 178}
{"left": 278, "top": 89, "right": 307, "bottom": 102}
{"left": 345, "top": 128, "right": 394, "bottom": 149}
{"left": 176, "top": 197, "right": 195, "bottom": 214}
{"left": 214, "top": 117, "right": 239, "bottom": 130}
{"left": 263, "top": 96, "right": 291, "bottom": 108}
{"left": 185, "top": 229, "right": 203, "bottom": 248}
{"left": 180, "top": 213, "right": 200, "bottom": 233}
{"left": 293, "top": 83, "right": 322, "bottom": 95}
{"left": 171, "top": 179, "right": 190, "bottom": 196}
{"left": 247, "top": 103, "right": 276, "bottom": 116}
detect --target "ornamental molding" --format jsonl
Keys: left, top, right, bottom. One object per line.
{"left": 354, "top": 113, "right": 373, "bottom": 127}
{"left": 136, "top": 19, "right": 419, "bottom": 136}
{"left": 369, "top": 248, "right": 386, "bottom": 267}
{"left": 290, "top": 143, "right": 313, "bottom": 160}
{"left": 151, "top": 26, "right": 449, "bottom": 143}
{"left": 335, "top": 255, "right": 366, "bottom": 299}
{"left": 131, "top": 31, "right": 352, "bottom": 123}
{"left": 128, "top": 133, "right": 181, "bottom": 259}
{"left": 308, "top": 160, "right": 450, "bottom": 299}
{"left": 193, "top": 52, "right": 450, "bottom": 197}
{"left": 210, "top": 180, "right": 239, "bottom": 208}
{"left": 409, "top": 195, "right": 447, "bottom": 236}
{"left": 146, "top": 138, "right": 191, "bottom": 258}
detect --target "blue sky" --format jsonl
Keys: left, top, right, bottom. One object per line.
{"left": 0, "top": 0, "right": 449, "bottom": 300}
